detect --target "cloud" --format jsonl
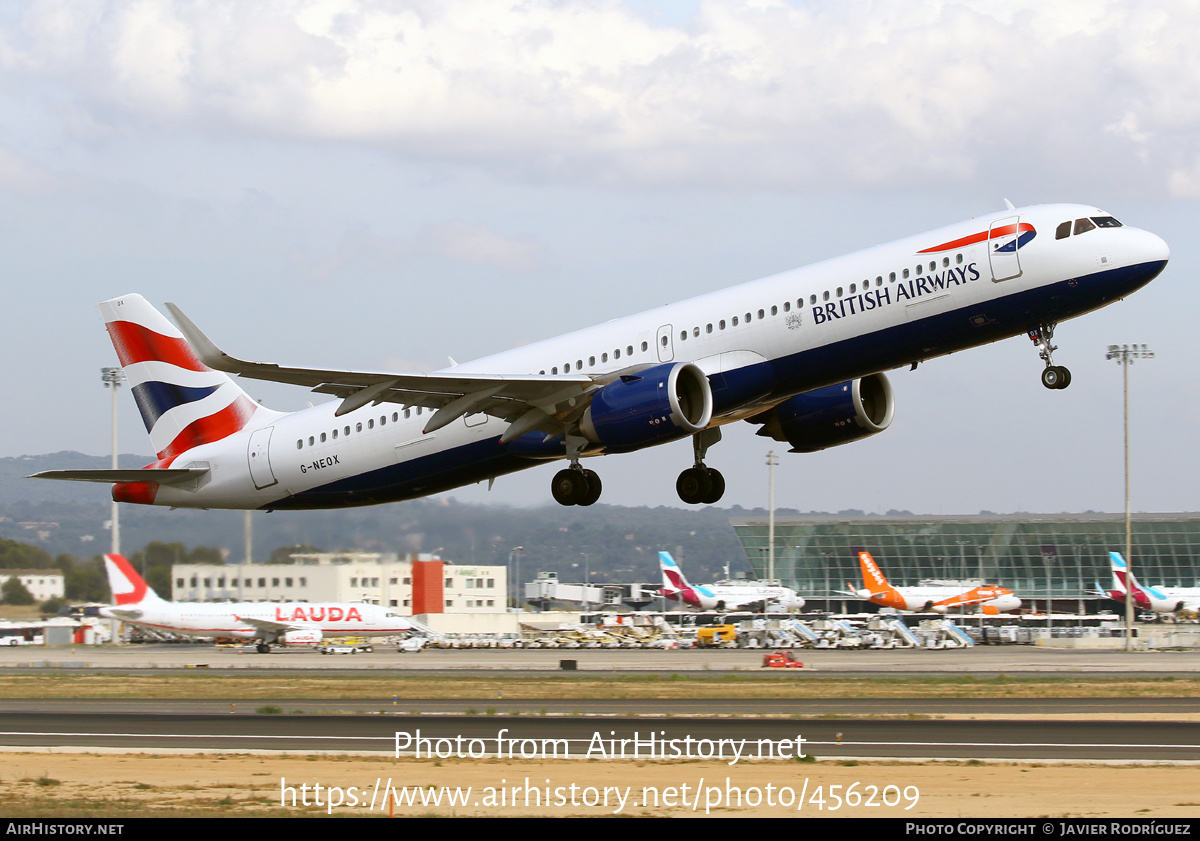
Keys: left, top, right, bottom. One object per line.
{"left": 4, "top": 0, "right": 1200, "bottom": 194}
{"left": 416, "top": 220, "right": 543, "bottom": 272}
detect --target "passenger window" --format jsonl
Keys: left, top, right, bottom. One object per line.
{"left": 368, "top": 419, "right": 374, "bottom": 429}
{"left": 783, "top": 301, "right": 790, "bottom": 312}
{"left": 770, "top": 305, "right": 778, "bottom": 315}
{"left": 296, "top": 440, "right": 302, "bottom": 450}
{"left": 745, "top": 312, "right": 752, "bottom": 322}
{"left": 955, "top": 254, "right": 963, "bottom": 265}
{"left": 1056, "top": 222, "right": 1071, "bottom": 239}
{"left": 876, "top": 276, "right": 883, "bottom": 286}
{"left": 731, "top": 316, "right": 738, "bottom": 326}
{"left": 798, "top": 298, "right": 805, "bottom": 308}
{"left": 379, "top": 415, "right": 385, "bottom": 426}
{"left": 576, "top": 359, "right": 582, "bottom": 369}
{"left": 356, "top": 423, "right": 362, "bottom": 433}
{"left": 564, "top": 363, "right": 570, "bottom": 372}
{"left": 332, "top": 429, "right": 338, "bottom": 440}
{"left": 320, "top": 432, "right": 327, "bottom": 443}
{"left": 809, "top": 295, "right": 816, "bottom": 305}
{"left": 836, "top": 287, "right": 843, "bottom": 297}
{"left": 822, "top": 291, "right": 830, "bottom": 302}
{"left": 588, "top": 356, "right": 595, "bottom": 366}
{"left": 612, "top": 351, "right": 619, "bottom": 361}
{"left": 1074, "top": 218, "right": 1096, "bottom": 235}
{"left": 942, "top": 258, "right": 949, "bottom": 268}
{"left": 639, "top": 342, "right": 646, "bottom": 352}
{"left": 392, "top": 413, "right": 398, "bottom": 422}
{"left": 902, "top": 269, "right": 909, "bottom": 279}
{"left": 692, "top": 327, "right": 699, "bottom": 337}
{"left": 601, "top": 353, "right": 608, "bottom": 362}
{"left": 719, "top": 320, "right": 725, "bottom": 330}
{"left": 706, "top": 323, "right": 713, "bottom": 334}
{"left": 404, "top": 409, "right": 410, "bottom": 419}
{"left": 344, "top": 426, "right": 350, "bottom": 435}
{"left": 308, "top": 436, "right": 314, "bottom": 446}
{"left": 680, "top": 331, "right": 687, "bottom": 341}
{"left": 890, "top": 272, "right": 896, "bottom": 282}
{"left": 849, "top": 283, "right": 856, "bottom": 294}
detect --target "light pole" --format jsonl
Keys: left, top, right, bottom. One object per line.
{"left": 1107, "top": 343, "right": 1153, "bottom": 652}
{"left": 509, "top": 546, "right": 523, "bottom": 610}
{"left": 101, "top": 367, "right": 125, "bottom": 555}
{"left": 766, "top": 451, "right": 778, "bottom": 584}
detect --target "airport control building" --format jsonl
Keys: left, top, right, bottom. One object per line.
{"left": 730, "top": 512, "right": 1200, "bottom": 611}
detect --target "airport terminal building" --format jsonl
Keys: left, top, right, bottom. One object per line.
{"left": 730, "top": 512, "right": 1200, "bottom": 611}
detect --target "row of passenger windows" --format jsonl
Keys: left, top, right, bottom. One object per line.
{"left": 541, "top": 342, "right": 646, "bottom": 376}
{"left": 535, "top": 255, "right": 971, "bottom": 374}
{"left": 296, "top": 407, "right": 431, "bottom": 449}
{"left": 1055, "top": 216, "right": 1122, "bottom": 239}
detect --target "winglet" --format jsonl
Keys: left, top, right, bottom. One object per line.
{"left": 164, "top": 302, "right": 239, "bottom": 372}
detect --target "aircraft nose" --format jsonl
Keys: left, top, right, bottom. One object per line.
{"left": 1131, "top": 228, "right": 1170, "bottom": 265}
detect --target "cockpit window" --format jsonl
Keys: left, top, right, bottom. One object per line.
{"left": 1056, "top": 222, "right": 1071, "bottom": 240}
{"left": 1092, "top": 216, "right": 1122, "bottom": 228}
{"left": 1074, "top": 217, "right": 1096, "bottom": 235}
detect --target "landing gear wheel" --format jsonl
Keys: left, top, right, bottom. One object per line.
{"left": 677, "top": 467, "right": 714, "bottom": 505}
{"left": 1041, "top": 365, "right": 1071, "bottom": 390}
{"left": 551, "top": 468, "right": 587, "bottom": 506}
{"left": 578, "top": 470, "right": 602, "bottom": 506}
{"left": 702, "top": 468, "right": 726, "bottom": 504}
{"left": 256, "top": 643, "right": 270, "bottom": 654}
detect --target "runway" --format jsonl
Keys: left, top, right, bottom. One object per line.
{"left": 0, "top": 706, "right": 1197, "bottom": 761}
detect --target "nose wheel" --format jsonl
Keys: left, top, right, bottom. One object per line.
{"left": 677, "top": 428, "right": 725, "bottom": 504}
{"left": 1030, "top": 323, "right": 1071, "bottom": 389}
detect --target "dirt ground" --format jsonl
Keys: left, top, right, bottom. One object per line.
{"left": 3, "top": 750, "right": 1198, "bottom": 818}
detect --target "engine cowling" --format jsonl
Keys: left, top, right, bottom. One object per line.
{"left": 283, "top": 629, "right": 323, "bottom": 646}
{"left": 755, "top": 373, "right": 894, "bottom": 453}
{"left": 581, "top": 362, "right": 713, "bottom": 452}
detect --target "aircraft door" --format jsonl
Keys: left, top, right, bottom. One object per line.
{"left": 988, "top": 215, "right": 1023, "bottom": 282}
{"left": 247, "top": 426, "right": 278, "bottom": 490}
{"left": 656, "top": 324, "right": 674, "bottom": 363}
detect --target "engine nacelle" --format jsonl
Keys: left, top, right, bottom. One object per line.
{"left": 756, "top": 373, "right": 894, "bottom": 453}
{"left": 581, "top": 362, "right": 713, "bottom": 452}
{"left": 283, "top": 629, "right": 323, "bottom": 646}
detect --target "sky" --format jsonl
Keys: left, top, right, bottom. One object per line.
{"left": 2, "top": 0, "right": 1198, "bottom": 516}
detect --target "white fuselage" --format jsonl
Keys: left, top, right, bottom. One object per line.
{"left": 100, "top": 599, "right": 412, "bottom": 641}
{"left": 139, "top": 203, "right": 1168, "bottom": 510}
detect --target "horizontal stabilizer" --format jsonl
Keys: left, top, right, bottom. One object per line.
{"left": 29, "top": 468, "right": 209, "bottom": 486}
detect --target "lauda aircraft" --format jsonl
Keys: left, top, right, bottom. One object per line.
{"left": 657, "top": 551, "right": 804, "bottom": 611}
{"left": 98, "top": 553, "right": 413, "bottom": 652}
{"left": 33, "top": 203, "right": 1167, "bottom": 509}
{"left": 845, "top": 551, "right": 1021, "bottom": 614}
{"left": 1104, "top": 552, "right": 1200, "bottom": 614}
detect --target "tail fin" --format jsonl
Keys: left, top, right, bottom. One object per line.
{"left": 103, "top": 553, "right": 163, "bottom": 606}
{"left": 1108, "top": 552, "right": 1129, "bottom": 594}
{"left": 859, "top": 551, "right": 891, "bottom": 590}
{"left": 659, "top": 551, "right": 689, "bottom": 595}
{"left": 100, "top": 294, "right": 267, "bottom": 463}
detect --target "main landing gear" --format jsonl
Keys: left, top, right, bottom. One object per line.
{"left": 255, "top": 642, "right": 271, "bottom": 654}
{"left": 677, "top": 428, "right": 725, "bottom": 505}
{"left": 551, "top": 434, "right": 602, "bottom": 506}
{"left": 1029, "top": 323, "right": 1071, "bottom": 390}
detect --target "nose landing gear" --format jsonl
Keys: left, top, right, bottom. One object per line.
{"left": 1030, "top": 323, "right": 1071, "bottom": 389}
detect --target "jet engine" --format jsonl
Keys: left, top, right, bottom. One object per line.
{"left": 754, "top": 373, "right": 894, "bottom": 453}
{"left": 283, "top": 629, "right": 323, "bottom": 646}
{"left": 580, "top": 362, "right": 713, "bottom": 452}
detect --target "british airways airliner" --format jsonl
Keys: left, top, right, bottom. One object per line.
{"left": 34, "top": 202, "right": 1168, "bottom": 510}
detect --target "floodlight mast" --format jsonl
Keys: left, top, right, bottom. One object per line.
{"left": 1106, "top": 344, "right": 1154, "bottom": 653}
{"left": 101, "top": 367, "right": 125, "bottom": 555}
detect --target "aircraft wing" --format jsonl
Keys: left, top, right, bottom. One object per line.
{"left": 233, "top": 615, "right": 299, "bottom": 634}
{"left": 166, "top": 303, "right": 604, "bottom": 441}
{"left": 103, "top": 608, "right": 144, "bottom": 621}
{"left": 29, "top": 468, "right": 209, "bottom": 485}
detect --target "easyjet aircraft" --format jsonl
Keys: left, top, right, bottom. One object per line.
{"left": 34, "top": 203, "right": 1167, "bottom": 509}
{"left": 658, "top": 551, "right": 804, "bottom": 611}
{"left": 98, "top": 553, "right": 413, "bottom": 653}
{"left": 1105, "top": 552, "right": 1200, "bottom": 614}
{"left": 845, "top": 551, "right": 1021, "bottom": 614}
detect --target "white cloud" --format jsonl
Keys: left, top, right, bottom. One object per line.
{"left": 4, "top": 0, "right": 1199, "bottom": 193}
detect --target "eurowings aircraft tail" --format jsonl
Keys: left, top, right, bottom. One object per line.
{"left": 102, "top": 553, "right": 165, "bottom": 609}
{"left": 659, "top": 551, "right": 691, "bottom": 599}
{"left": 101, "top": 294, "right": 276, "bottom": 462}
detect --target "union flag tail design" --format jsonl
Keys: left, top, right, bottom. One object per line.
{"left": 100, "top": 294, "right": 260, "bottom": 463}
